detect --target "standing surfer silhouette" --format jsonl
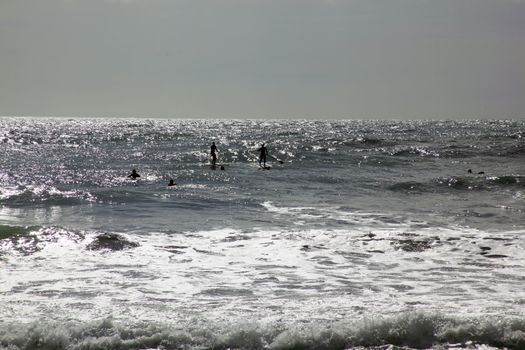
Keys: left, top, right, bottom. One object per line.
{"left": 258, "top": 143, "right": 268, "bottom": 168}
{"left": 210, "top": 142, "right": 218, "bottom": 166}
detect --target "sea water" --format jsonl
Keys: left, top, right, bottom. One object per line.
{"left": 0, "top": 118, "right": 524, "bottom": 349}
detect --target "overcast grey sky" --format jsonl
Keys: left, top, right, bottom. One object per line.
{"left": 1, "top": 0, "right": 524, "bottom": 119}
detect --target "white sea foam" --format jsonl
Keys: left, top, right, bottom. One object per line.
{"left": 1, "top": 221, "right": 524, "bottom": 327}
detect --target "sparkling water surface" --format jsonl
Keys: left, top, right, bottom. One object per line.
{"left": 0, "top": 118, "right": 524, "bottom": 349}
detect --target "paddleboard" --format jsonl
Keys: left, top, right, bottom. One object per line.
{"left": 209, "top": 163, "right": 226, "bottom": 170}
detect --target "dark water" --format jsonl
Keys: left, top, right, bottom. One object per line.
{"left": 0, "top": 118, "right": 524, "bottom": 349}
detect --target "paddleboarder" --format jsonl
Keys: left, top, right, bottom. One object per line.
{"left": 258, "top": 143, "right": 268, "bottom": 168}
{"left": 210, "top": 142, "right": 218, "bottom": 166}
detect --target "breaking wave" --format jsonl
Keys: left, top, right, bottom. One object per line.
{"left": 0, "top": 225, "right": 85, "bottom": 256}
{"left": 0, "top": 313, "right": 524, "bottom": 350}
{"left": 0, "top": 225, "right": 138, "bottom": 255}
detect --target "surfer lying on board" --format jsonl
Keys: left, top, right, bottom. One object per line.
{"left": 258, "top": 143, "right": 268, "bottom": 168}
{"left": 128, "top": 169, "right": 140, "bottom": 179}
{"left": 210, "top": 142, "right": 218, "bottom": 166}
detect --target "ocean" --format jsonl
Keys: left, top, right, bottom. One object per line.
{"left": 0, "top": 118, "right": 524, "bottom": 350}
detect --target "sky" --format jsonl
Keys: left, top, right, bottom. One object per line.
{"left": 1, "top": 0, "right": 524, "bottom": 119}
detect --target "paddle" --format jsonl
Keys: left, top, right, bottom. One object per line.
{"left": 270, "top": 155, "right": 284, "bottom": 164}
{"left": 247, "top": 152, "right": 271, "bottom": 170}
{"left": 248, "top": 153, "right": 264, "bottom": 168}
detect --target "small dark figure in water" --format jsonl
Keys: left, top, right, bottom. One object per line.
{"left": 220, "top": 165, "right": 225, "bottom": 171}
{"left": 168, "top": 179, "right": 176, "bottom": 186}
{"left": 210, "top": 142, "right": 218, "bottom": 166}
{"left": 128, "top": 169, "right": 140, "bottom": 179}
{"left": 468, "top": 169, "right": 472, "bottom": 174}
{"left": 468, "top": 169, "right": 485, "bottom": 175}
{"left": 258, "top": 143, "right": 268, "bottom": 167}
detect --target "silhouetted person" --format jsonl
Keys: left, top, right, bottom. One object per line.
{"left": 210, "top": 142, "right": 218, "bottom": 165}
{"left": 168, "top": 179, "right": 176, "bottom": 186}
{"left": 128, "top": 169, "right": 140, "bottom": 179}
{"left": 258, "top": 143, "right": 268, "bottom": 167}
{"left": 220, "top": 165, "right": 225, "bottom": 170}
{"left": 468, "top": 169, "right": 485, "bottom": 175}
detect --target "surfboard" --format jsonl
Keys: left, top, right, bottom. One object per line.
{"left": 259, "top": 166, "right": 271, "bottom": 170}
{"left": 209, "top": 163, "right": 226, "bottom": 170}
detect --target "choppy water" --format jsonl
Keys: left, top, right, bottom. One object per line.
{"left": 0, "top": 118, "right": 524, "bottom": 350}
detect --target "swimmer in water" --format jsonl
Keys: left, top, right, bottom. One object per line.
{"left": 128, "top": 169, "right": 140, "bottom": 179}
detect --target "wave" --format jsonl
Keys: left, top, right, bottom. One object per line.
{"left": 386, "top": 181, "right": 428, "bottom": 193}
{"left": 0, "top": 226, "right": 85, "bottom": 256}
{"left": 0, "top": 184, "right": 96, "bottom": 206}
{"left": 491, "top": 175, "right": 524, "bottom": 186}
{"left": 388, "top": 175, "right": 524, "bottom": 194}
{"left": 342, "top": 137, "right": 388, "bottom": 147}
{"left": 441, "top": 175, "right": 525, "bottom": 190}
{"left": 501, "top": 143, "right": 525, "bottom": 157}
{"left": 0, "top": 224, "right": 35, "bottom": 240}
{"left": 0, "top": 313, "right": 523, "bottom": 349}
{"left": 385, "top": 146, "right": 440, "bottom": 158}
{"left": 374, "top": 142, "right": 524, "bottom": 159}
{"left": 0, "top": 226, "right": 139, "bottom": 255}
{"left": 86, "top": 233, "right": 139, "bottom": 251}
